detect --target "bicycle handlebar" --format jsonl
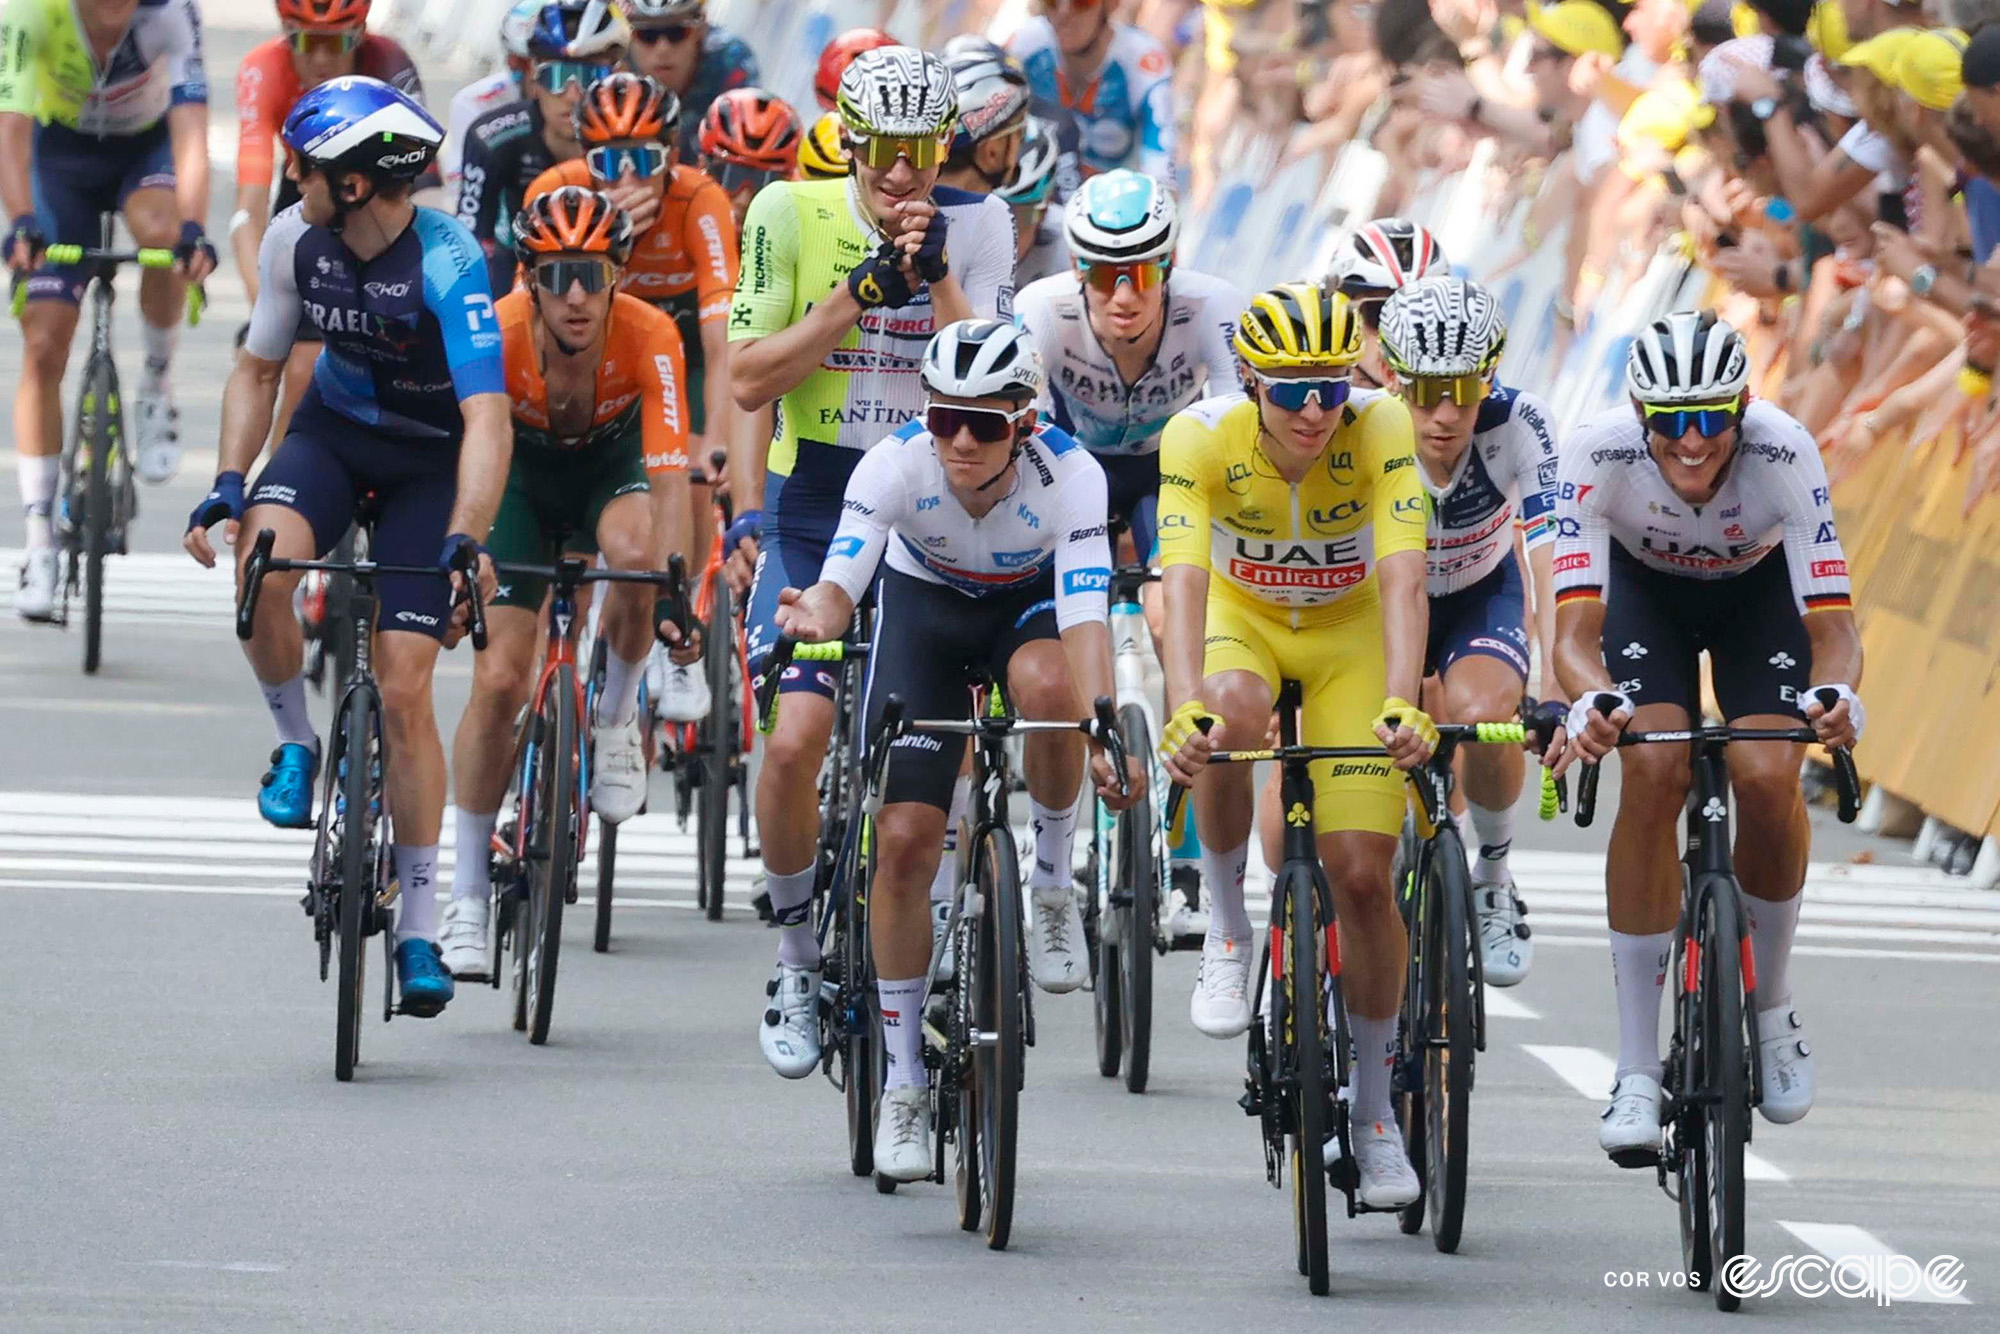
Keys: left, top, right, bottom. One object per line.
{"left": 236, "top": 527, "right": 489, "bottom": 650}
{"left": 10, "top": 246, "right": 205, "bottom": 322}
{"left": 754, "top": 634, "right": 871, "bottom": 733}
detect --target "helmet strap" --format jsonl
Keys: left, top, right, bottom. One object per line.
{"left": 973, "top": 413, "right": 1034, "bottom": 493}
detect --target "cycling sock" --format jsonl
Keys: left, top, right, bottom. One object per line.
{"left": 931, "top": 775, "right": 970, "bottom": 905}
{"left": 877, "top": 976, "right": 927, "bottom": 1090}
{"left": 140, "top": 320, "right": 177, "bottom": 386}
{"left": 1744, "top": 893, "right": 1800, "bottom": 1010}
{"left": 394, "top": 844, "right": 440, "bottom": 943}
{"left": 452, "top": 807, "right": 499, "bottom": 900}
{"left": 594, "top": 647, "right": 646, "bottom": 727}
{"left": 258, "top": 673, "right": 318, "bottom": 747}
{"left": 765, "top": 864, "right": 820, "bottom": 968}
{"left": 1202, "top": 840, "right": 1252, "bottom": 941}
{"left": 18, "top": 452, "right": 58, "bottom": 550}
{"left": 1609, "top": 929, "right": 1673, "bottom": 1080}
{"left": 1028, "top": 796, "right": 1077, "bottom": 892}
{"left": 1349, "top": 1013, "right": 1398, "bottom": 1125}
{"left": 1467, "top": 799, "right": 1514, "bottom": 885}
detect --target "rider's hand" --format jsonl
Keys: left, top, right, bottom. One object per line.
{"left": 1158, "top": 698, "right": 1217, "bottom": 787}
{"left": 173, "top": 220, "right": 217, "bottom": 284}
{"left": 899, "top": 199, "right": 949, "bottom": 283}
{"left": 723, "top": 507, "right": 762, "bottom": 596}
{"left": 1092, "top": 748, "right": 1147, "bottom": 812}
{"left": 602, "top": 176, "right": 662, "bottom": 233}
{"left": 183, "top": 471, "right": 246, "bottom": 567}
{"left": 773, "top": 583, "right": 845, "bottom": 643}
{"left": 1551, "top": 690, "right": 1633, "bottom": 777}
{"left": 1523, "top": 695, "right": 1569, "bottom": 759}
{"left": 1373, "top": 696, "right": 1439, "bottom": 771}
{"left": 846, "top": 242, "right": 917, "bottom": 309}
{"left": 5, "top": 214, "right": 45, "bottom": 273}
{"left": 438, "top": 533, "right": 492, "bottom": 608}
{"left": 1804, "top": 683, "right": 1865, "bottom": 750}
{"left": 724, "top": 538, "right": 757, "bottom": 598}
{"left": 657, "top": 596, "right": 704, "bottom": 666}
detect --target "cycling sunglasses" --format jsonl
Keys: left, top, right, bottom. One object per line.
{"left": 632, "top": 22, "right": 697, "bottom": 45}
{"left": 285, "top": 26, "right": 364, "bottom": 55}
{"left": 707, "top": 159, "right": 784, "bottom": 196}
{"left": 847, "top": 131, "right": 948, "bottom": 171}
{"left": 534, "top": 59, "right": 616, "bottom": 94}
{"left": 1078, "top": 259, "right": 1167, "bottom": 295}
{"left": 927, "top": 403, "right": 1025, "bottom": 445}
{"left": 1399, "top": 373, "right": 1490, "bottom": 409}
{"left": 1251, "top": 370, "right": 1352, "bottom": 413}
{"left": 1642, "top": 396, "right": 1744, "bottom": 439}
{"left": 533, "top": 256, "right": 618, "bottom": 295}
{"left": 586, "top": 142, "right": 670, "bottom": 181}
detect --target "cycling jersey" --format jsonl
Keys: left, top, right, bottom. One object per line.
{"left": 525, "top": 158, "right": 735, "bottom": 325}
{"left": 236, "top": 35, "right": 424, "bottom": 195}
{"left": 443, "top": 70, "right": 516, "bottom": 192}
{"left": 1422, "top": 384, "right": 1559, "bottom": 596}
{"left": 0, "top": 0, "right": 204, "bottom": 137}
{"left": 498, "top": 288, "right": 689, "bottom": 471}
{"left": 1016, "top": 210, "right": 1069, "bottom": 286}
{"left": 1552, "top": 400, "right": 1853, "bottom": 616}
{"left": 667, "top": 23, "right": 758, "bottom": 161}
{"left": 1008, "top": 17, "right": 1174, "bottom": 181}
{"left": 243, "top": 204, "right": 505, "bottom": 439}
{"left": 457, "top": 98, "right": 561, "bottom": 293}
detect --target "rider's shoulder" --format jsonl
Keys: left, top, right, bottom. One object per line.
{"left": 1008, "top": 15, "right": 1057, "bottom": 58}
{"left": 1566, "top": 406, "right": 1645, "bottom": 467}
{"left": 1106, "top": 21, "right": 1172, "bottom": 77}
{"left": 1174, "top": 391, "right": 1253, "bottom": 438}
{"left": 701, "top": 24, "right": 757, "bottom": 72}
{"left": 1029, "top": 420, "right": 1084, "bottom": 461}
{"left": 240, "top": 36, "right": 293, "bottom": 76}
{"left": 1166, "top": 267, "right": 1245, "bottom": 314}
{"left": 1736, "top": 398, "right": 1815, "bottom": 463}
{"left": 1013, "top": 271, "right": 1074, "bottom": 325}
{"left": 411, "top": 209, "right": 487, "bottom": 279}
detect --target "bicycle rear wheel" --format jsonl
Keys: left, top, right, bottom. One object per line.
{"left": 75, "top": 355, "right": 116, "bottom": 675}
{"left": 588, "top": 635, "right": 616, "bottom": 952}
{"left": 972, "top": 824, "right": 1023, "bottom": 1251}
{"left": 525, "top": 666, "right": 578, "bottom": 1045}
{"left": 1697, "top": 882, "right": 1748, "bottom": 1310}
{"left": 698, "top": 569, "right": 734, "bottom": 921}
{"left": 1423, "top": 826, "right": 1475, "bottom": 1254}
{"left": 333, "top": 688, "right": 381, "bottom": 1081}
{"left": 1283, "top": 866, "right": 1331, "bottom": 1296}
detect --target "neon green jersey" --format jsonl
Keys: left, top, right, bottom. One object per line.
{"left": 0, "top": 0, "right": 207, "bottom": 138}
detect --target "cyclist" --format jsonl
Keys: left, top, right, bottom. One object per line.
{"left": 935, "top": 41, "right": 1031, "bottom": 197}
{"left": 181, "top": 77, "right": 508, "bottom": 1019}
{"left": 619, "top": 0, "right": 757, "bottom": 162}
{"left": 457, "top": 0, "right": 628, "bottom": 293}
{"left": 795, "top": 110, "right": 848, "bottom": 180}
{"left": 1329, "top": 217, "right": 1450, "bottom": 390}
{"left": 772, "top": 318, "right": 1141, "bottom": 1178}
{"left": 999, "top": 115, "right": 1063, "bottom": 285}
{"left": 439, "top": 186, "right": 696, "bottom": 979}
{"left": 1156, "top": 282, "right": 1432, "bottom": 1211}
{"left": 234, "top": 0, "right": 434, "bottom": 442}
{"left": 811, "top": 25, "right": 895, "bottom": 111}
{"left": 1544, "top": 312, "right": 1863, "bottom": 1162}
{"left": 442, "top": 0, "right": 539, "bottom": 199}
{"left": 3, "top": 0, "right": 215, "bottom": 620}
{"left": 1008, "top": 0, "right": 1176, "bottom": 183}
{"left": 1376, "top": 275, "right": 1558, "bottom": 988}
{"left": 697, "top": 87, "right": 800, "bottom": 228}
{"left": 524, "top": 71, "right": 736, "bottom": 721}
{"left": 727, "top": 45, "right": 1016, "bottom": 1080}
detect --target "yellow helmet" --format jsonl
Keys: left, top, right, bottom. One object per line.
{"left": 1234, "top": 283, "right": 1364, "bottom": 371}
{"left": 798, "top": 110, "right": 850, "bottom": 180}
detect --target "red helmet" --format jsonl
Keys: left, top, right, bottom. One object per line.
{"left": 700, "top": 88, "right": 801, "bottom": 172}
{"left": 276, "top": 0, "right": 371, "bottom": 28}
{"left": 813, "top": 27, "right": 896, "bottom": 111}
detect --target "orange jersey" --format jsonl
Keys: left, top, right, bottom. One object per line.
{"left": 235, "top": 35, "right": 427, "bottom": 191}
{"left": 524, "top": 160, "right": 738, "bottom": 321}
{"left": 499, "top": 290, "right": 691, "bottom": 476}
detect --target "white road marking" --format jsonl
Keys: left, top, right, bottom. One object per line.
{"left": 1520, "top": 1044, "right": 1786, "bottom": 1181}
{"left": 1483, "top": 988, "right": 1539, "bottom": 1020}
{"left": 1776, "top": 1221, "right": 1973, "bottom": 1304}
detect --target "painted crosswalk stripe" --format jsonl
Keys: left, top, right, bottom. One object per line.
{"left": 1776, "top": 1221, "right": 1972, "bottom": 1304}
{"left": 1520, "top": 1044, "right": 1786, "bottom": 1182}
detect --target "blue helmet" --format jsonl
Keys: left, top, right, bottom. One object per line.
{"left": 282, "top": 76, "right": 444, "bottom": 182}
{"left": 523, "top": 0, "right": 628, "bottom": 61}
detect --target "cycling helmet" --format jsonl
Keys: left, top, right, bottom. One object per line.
{"left": 282, "top": 76, "right": 443, "bottom": 182}
{"left": 1377, "top": 276, "right": 1508, "bottom": 379}
{"left": 513, "top": 185, "right": 636, "bottom": 265}
{"left": 1332, "top": 218, "right": 1449, "bottom": 300}
{"left": 1235, "top": 284, "right": 1365, "bottom": 371}
{"left": 797, "top": 110, "right": 849, "bottom": 179}
{"left": 923, "top": 318, "right": 1045, "bottom": 402}
{"left": 940, "top": 34, "right": 1007, "bottom": 64}
{"left": 622, "top": 0, "right": 704, "bottom": 21}
{"left": 997, "top": 116, "right": 1058, "bottom": 206}
{"left": 836, "top": 47, "right": 957, "bottom": 141}
{"left": 276, "top": 0, "right": 370, "bottom": 28}
{"left": 700, "top": 88, "right": 801, "bottom": 172}
{"left": 575, "top": 71, "right": 679, "bottom": 145}
{"left": 815, "top": 27, "right": 898, "bottom": 110}
{"left": 501, "top": 0, "right": 541, "bottom": 65}
{"left": 1064, "top": 169, "right": 1177, "bottom": 265}
{"left": 944, "top": 47, "right": 1031, "bottom": 151}
{"left": 1625, "top": 310, "right": 1750, "bottom": 406}
{"left": 523, "top": 0, "right": 628, "bottom": 61}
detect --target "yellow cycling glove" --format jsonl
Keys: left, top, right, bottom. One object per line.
{"left": 1159, "top": 699, "right": 1215, "bottom": 760}
{"left": 1375, "top": 696, "right": 1440, "bottom": 752}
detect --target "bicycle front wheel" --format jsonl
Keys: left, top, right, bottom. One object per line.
{"left": 972, "top": 824, "right": 1023, "bottom": 1251}
{"left": 1283, "top": 865, "right": 1331, "bottom": 1296}
{"left": 698, "top": 568, "right": 735, "bottom": 921}
{"left": 1697, "top": 881, "right": 1748, "bottom": 1310}
{"left": 1116, "top": 702, "right": 1157, "bottom": 1094}
{"left": 593, "top": 820, "right": 617, "bottom": 953}
{"left": 1422, "top": 826, "right": 1475, "bottom": 1254}
{"left": 525, "top": 665, "right": 579, "bottom": 1045}
{"left": 842, "top": 818, "right": 880, "bottom": 1180}
{"left": 333, "top": 688, "right": 381, "bottom": 1082}
{"left": 76, "top": 355, "right": 116, "bottom": 675}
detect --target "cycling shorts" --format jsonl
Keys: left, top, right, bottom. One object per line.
{"left": 1603, "top": 544, "right": 1811, "bottom": 721}
{"left": 24, "top": 120, "right": 174, "bottom": 304}
{"left": 744, "top": 444, "right": 863, "bottom": 700}
{"left": 1097, "top": 449, "right": 1160, "bottom": 562}
{"left": 1201, "top": 596, "right": 1404, "bottom": 836}
{"left": 862, "top": 566, "right": 1060, "bottom": 811}
{"left": 487, "top": 443, "right": 651, "bottom": 611}
{"left": 1425, "top": 557, "right": 1530, "bottom": 681}
{"left": 246, "top": 392, "right": 458, "bottom": 640}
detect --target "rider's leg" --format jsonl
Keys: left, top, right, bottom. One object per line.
{"left": 236, "top": 503, "right": 320, "bottom": 744}
{"left": 871, "top": 800, "right": 949, "bottom": 1089}
{"left": 1606, "top": 703, "right": 1694, "bottom": 1078}
{"left": 592, "top": 489, "right": 658, "bottom": 727}
{"left": 1193, "top": 668, "right": 1278, "bottom": 945}
{"left": 1726, "top": 732, "right": 1809, "bottom": 1003}
{"left": 449, "top": 604, "right": 539, "bottom": 900}
{"left": 376, "top": 627, "right": 448, "bottom": 943}
{"left": 1317, "top": 829, "right": 1403, "bottom": 1121}
{"left": 1010, "top": 635, "right": 1090, "bottom": 993}
{"left": 122, "top": 183, "right": 188, "bottom": 483}
{"left": 1444, "top": 654, "right": 1527, "bottom": 873}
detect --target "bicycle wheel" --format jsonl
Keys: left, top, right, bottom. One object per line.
{"left": 1422, "top": 825, "right": 1475, "bottom": 1254}
{"left": 1283, "top": 865, "right": 1331, "bottom": 1296}
{"left": 698, "top": 570, "right": 734, "bottom": 921}
{"left": 972, "top": 824, "right": 1023, "bottom": 1251}
{"left": 525, "top": 665, "right": 578, "bottom": 1045}
{"left": 333, "top": 688, "right": 381, "bottom": 1082}
{"left": 1115, "top": 703, "right": 1156, "bottom": 1094}
{"left": 1394, "top": 826, "right": 1427, "bottom": 1238}
{"left": 1090, "top": 801, "right": 1122, "bottom": 1080}
{"left": 1670, "top": 923, "right": 1711, "bottom": 1292}
{"left": 842, "top": 821, "right": 880, "bottom": 1179}
{"left": 76, "top": 355, "right": 115, "bottom": 675}
{"left": 587, "top": 635, "right": 616, "bottom": 952}
{"left": 1697, "top": 881, "right": 1748, "bottom": 1311}
{"left": 326, "top": 528, "right": 360, "bottom": 701}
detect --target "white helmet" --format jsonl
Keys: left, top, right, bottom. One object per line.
{"left": 1064, "top": 169, "right": 1177, "bottom": 265}
{"left": 923, "top": 319, "right": 1045, "bottom": 402}
{"left": 944, "top": 48, "right": 1030, "bottom": 150}
{"left": 522, "top": 0, "right": 629, "bottom": 61}
{"left": 1332, "top": 217, "right": 1448, "bottom": 300}
{"left": 501, "top": 0, "right": 542, "bottom": 62}
{"left": 1377, "top": 277, "right": 1507, "bottom": 379}
{"left": 997, "top": 116, "right": 1059, "bottom": 206}
{"left": 622, "top": 0, "right": 704, "bottom": 22}
{"left": 1625, "top": 311, "right": 1750, "bottom": 406}
{"left": 836, "top": 46, "right": 957, "bottom": 140}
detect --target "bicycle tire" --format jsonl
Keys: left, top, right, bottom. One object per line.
{"left": 525, "top": 665, "right": 578, "bottom": 1045}
{"left": 974, "top": 824, "right": 1023, "bottom": 1251}
{"left": 334, "top": 688, "right": 380, "bottom": 1082}
{"left": 1424, "top": 826, "right": 1475, "bottom": 1254}
{"left": 699, "top": 569, "right": 734, "bottom": 921}
{"left": 326, "top": 528, "right": 360, "bottom": 701}
{"left": 843, "top": 819, "right": 878, "bottom": 1179}
{"left": 1116, "top": 703, "right": 1156, "bottom": 1095}
{"left": 1090, "top": 824, "right": 1122, "bottom": 1079}
{"left": 1284, "top": 864, "right": 1331, "bottom": 1296}
{"left": 1699, "top": 881, "right": 1748, "bottom": 1310}
{"left": 593, "top": 820, "right": 617, "bottom": 953}
{"left": 78, "top": 356, "right": 115, "bottom": 675}
{"left": 1394, "top": 822, "right": 1426, "bottom": 1237}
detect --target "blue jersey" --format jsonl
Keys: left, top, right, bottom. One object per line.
{"left": 1008, "top": 17, "right": 1175, "bottom": 183}
{"left": 243, "top": 205, "right": 505, "bottom": 440}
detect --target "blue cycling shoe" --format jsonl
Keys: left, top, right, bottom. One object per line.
{"left": 258, "top": 742, "right": 320, "bottom": 829}
{"left": 394, "top": 939, "right": 455, "bottom": 1018}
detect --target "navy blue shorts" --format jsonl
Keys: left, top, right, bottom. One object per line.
{"left": 246, "top": 392, "right": 459, "bottom": 640}
{"left": 744, "top": 441, "right": 865, "bottom": 699}
{"left": 24, "top": 121, "right": 176, "bottom": 305}
{"left": 1425, "top": 558, "right": 1530, "bottom": 681}
{"left": 1096, "top": 450, "right": 1159, "bottom": 562}
{"left": 1603, "top": 545, "right": 1810, "bottom": 720}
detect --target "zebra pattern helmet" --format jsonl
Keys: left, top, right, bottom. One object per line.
{"left": 922, "top": 319, "right": 1045, "bottom": 402}
{"left": 836, "top": 46, "right": 957, "bottom": 141}
{"left": 1377, "top": 277, "right": 1508, "bottom": 379}
{"left": 1624, "top": 311, "right": 1750, "bottom": 406}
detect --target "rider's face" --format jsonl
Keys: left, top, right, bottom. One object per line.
{"left": 1081, "top": 270, "right": 1164, "bottom": 342}
{"left": 535, "top": 262, "right": 616, "bottom": 347}
{"left": 288, "top": 160, "right": 338, "bottom": 227}
{"left": 288, "top": 36, "right": 360, "bottom": 90}
{"left": 1646, "top": 420, "right": 1739, "bottom": 504}
{"left": 1402, "top": 387, "right": 1482, "bottom": 468}
{"left": 930, "top": 392, "right": 1029, "bottom": 492}
{"left": 852, "top": 152, "right": 940, "bottom": 229}
{"left": 626, "top": 20, "right": 705, "bottom": 90}
{"left": 1253, "top": 372, "right": 1344, "bottom": 462}
{"left": 1048, "top": 0, "right": 1107, "bottom": 55}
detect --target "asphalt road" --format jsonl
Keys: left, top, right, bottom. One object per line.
{"left": 1, "top": 16, "right": 1995, "bottom": 1332}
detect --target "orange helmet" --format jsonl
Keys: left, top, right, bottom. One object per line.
{"left": 575, "top": 71, "right": 680, "bottom": 146}
{"left": 700, "top": 89, "right": 801, "bottom": 172}
{"left": 814, "top": 27, "right": 896, "bottom": 110}
{"left": 276, "top": 0, "right": 371, "bottom": 28}
{"left": 513, "top": 186, "right": 635, "bottom": 265}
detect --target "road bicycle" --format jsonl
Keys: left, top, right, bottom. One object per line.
{"left": 1574, "top": 690, "right": 1859, "bottom": 1311}
{"left": 236, "top": 519, "right": 484, "bottom": 1081}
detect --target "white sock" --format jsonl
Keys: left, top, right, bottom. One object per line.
{"left": 17, "top": 453, "right": 58, "bottom": 550}
{"left": 1468, "top": 798, "right": 1514, "bottom": 884}
{"left": 258, "top": 673, "right": 318, "bottom": 747}
{"left": 452, "top": 807, "right": 499, "bottom": 900}
{"left": 930, "top": 776, "right": 970, "bottom": 905}
{"left": 141, "top": 320, "right": 177, "bottom": 386}
{"left": 765, "top": 863, "right": 819, "bottom": 968}
{"left": 1745, "top": 893, "right": 1801, "bottom": 1010}
{"left": 1202, "top": 839, "right": 1252, "bottom": 942}
{"left": 1349, "top": 1013, "right": 1399, "bottom": 1125}
{"left": 1028, "top": 796, "right": 1077, "bottom": 894}
{"left": 878, "top": 976, "right": 928, "bottom": 1090}
{"left": 394, "top": 844, "right": 440, "bottom": 942}
{"left": 594, "top": 648, "right": 647, "bottom": 727}
{"left": 1609, "top": 929, "right": 1673, "bottom": 1080}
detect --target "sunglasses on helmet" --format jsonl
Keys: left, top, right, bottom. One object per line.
{"left": 285, "top": 26, "right": 364, "bottom": 55}
{"left": 1077, "top": 259, "right": 1167, "bottom": 295}
{"left": 1641, "top": 397, "right": 1744, "bottom": 439}
{"left": 534, "top": 60, "right": 616, "bottom": 94}
{"left": 1398, "top": 372, "right": 1490, "bottom": 409}
{"left": 1251, "top": 369, "right": 1352, "bottom": 413}
{"left": 926, "top": 403, "right": 1026, "bottom": 445}
{"left": 847, "top": 131, "right": 947, "bottom": 171}
{"left": 585, "top": 142, "right": 671, "bottom": 181}
{"left": 533, "top": 256, "right": 619, "bottom": 295}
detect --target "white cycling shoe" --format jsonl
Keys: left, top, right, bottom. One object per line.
{"left": 930, "top": 899, "right": 955, "bottom": 986}
{"left": 590, "top": 715, "right": 647, "bottom": 823}
{"left": 439, "top": 896, "right": 491, "bottom": 979}
{"left": 1350, "top": 1118, "right": 1421, "bottom": 1209}
{"left": 1599, "top": 1072, "right": 1665, "bottom": 1167}
{"left": 759, "top": 963, "right": 822, "bottom": 1078}
{"left": 653, "top": 653, "right": 712, "bottom": 723}
{"left": 1756, "top": 1004, "right": 1815, "bottom": 1124}
{"left": 1026, "top": 884, "right": 1085, "bottom": 993}
{"left": 874, "top": 1084, "right": 932, "bottom": 1182}
{"left": 1475, "top": 880, "right": 1533, "bottom": 987}
{"left": 1190, "top": 934, "right": 1254, "bottom": 1038}
{"left": 134, "top": 385, "right": 182, "bottom": 484}
{"left": 15, "top": 548, "right": 58, "bottom": 623}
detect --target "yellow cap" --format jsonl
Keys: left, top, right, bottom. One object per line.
{"left": 1838, "top": 26, "right": 1921, "bottom": 84}
{"left": 1526, "top": 1, "right": 1626, "bottom": 59}
{"left": 1731, "top": 2, "right": 1762, "bottom": 39}
{"left": 1806, "top": 0, "right": 1850, "bottom": 60}
{"left": 1619, "top": 77, "right": 1705, "bottom": 155}
{"left": 1894, "top": 27, "right": 1969, "bottom": 111}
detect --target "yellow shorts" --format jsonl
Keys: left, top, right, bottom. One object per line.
{"left": 1202, "top": 595, "right": 1406, "bottom": 837}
